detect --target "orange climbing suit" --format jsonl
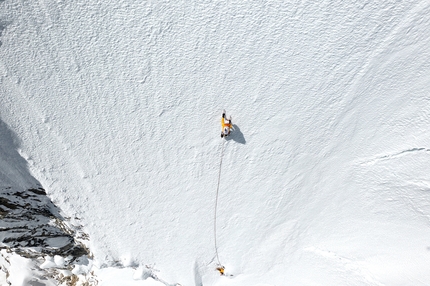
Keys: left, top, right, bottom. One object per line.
{"left": 216, "top": 266, "right": 225, "bottom": 275}
{"left": 221, "top": 117, "right": 232, "bottom": 131}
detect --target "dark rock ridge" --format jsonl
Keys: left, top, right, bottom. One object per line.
{"left": 0, "top": 186, "right": 88, "bottom": 260}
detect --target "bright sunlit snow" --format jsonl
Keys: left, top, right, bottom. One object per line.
{"left": 1, "top": 0, "right": 430, "bottom": 285}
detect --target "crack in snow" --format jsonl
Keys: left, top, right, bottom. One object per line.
{"left": 358, "top": 147, "right": 430, "bottom": 165}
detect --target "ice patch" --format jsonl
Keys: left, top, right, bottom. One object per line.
{"left": 133, "top": 266, "right": 151, "bottom": 280}
{"left": 53, "top": 255, "right": 65, "bottom": 267}
{"left": 40, "top": 256, "right": 56, "bottom": 269}
{"left": 8, "top": 253, "right": 35, "bottom": 286}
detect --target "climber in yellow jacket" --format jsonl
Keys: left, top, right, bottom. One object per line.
{"left": 216, "top": 266, "right": 225, "bottom": 275}
{"left": 221, "top": 110, "right": 232, "bottom": 138}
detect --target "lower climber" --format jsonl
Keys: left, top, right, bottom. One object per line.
{"left": 216, "top": 266, "right": 225, "bottom": 275}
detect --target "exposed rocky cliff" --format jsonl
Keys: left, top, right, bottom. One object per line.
{"left": 0, "top": 120, "right": 95, "bottom": 285}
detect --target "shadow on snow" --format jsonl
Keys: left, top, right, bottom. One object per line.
{"left": 225, "top": 124, "right": 246, "bottom": 144}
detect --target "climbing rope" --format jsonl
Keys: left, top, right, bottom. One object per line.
{"left": 214, "top": 139, "right": 225, "bottom": 268}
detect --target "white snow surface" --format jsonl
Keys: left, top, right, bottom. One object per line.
{"left": 1, "top": 0, "right": 430, "bottom": 285}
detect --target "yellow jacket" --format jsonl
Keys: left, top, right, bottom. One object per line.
{"left": 221, "top": 117, "right": 232, "bottom": 129}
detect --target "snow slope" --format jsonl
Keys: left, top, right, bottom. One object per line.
{"left": 1, "top": 0, "right": 430, "bottom": 284}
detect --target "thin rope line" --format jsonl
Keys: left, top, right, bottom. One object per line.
{"left": 214, "top": 139, "right": 225, "bottom": 266}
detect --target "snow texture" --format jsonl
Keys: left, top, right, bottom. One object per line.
{"left": 1, "top": 0, "right": 430, "bottom": 285}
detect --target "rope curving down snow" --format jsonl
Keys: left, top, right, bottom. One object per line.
{"left": 214, "top": 139, "right": 225, "bottom": 267}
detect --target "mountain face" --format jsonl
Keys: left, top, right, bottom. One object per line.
{"left": 1, "top": 0, "right": 430, "bottom": 285}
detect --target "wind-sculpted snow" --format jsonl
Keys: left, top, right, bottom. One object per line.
{"left": 1, "top": 0, "right": 430, "bottom": 285}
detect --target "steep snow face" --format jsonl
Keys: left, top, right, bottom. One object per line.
{"left": 1, "top": 0, "right": 430, "bottom": 284}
